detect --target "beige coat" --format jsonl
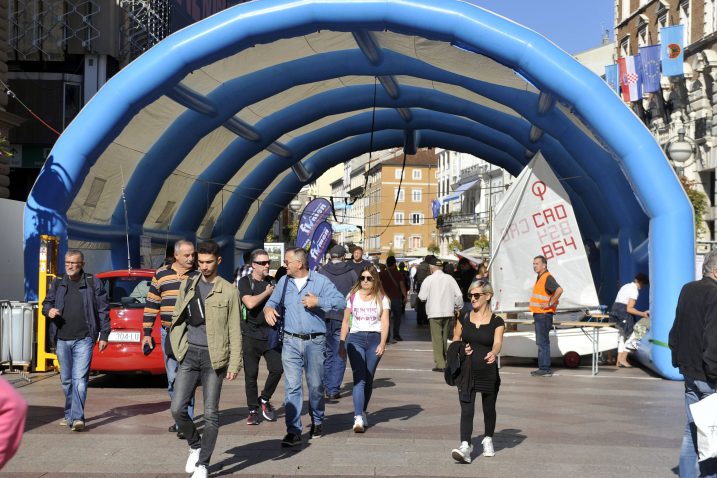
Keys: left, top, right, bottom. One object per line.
{"left": 170, "top": 275, "right": 243, "bottom": 372}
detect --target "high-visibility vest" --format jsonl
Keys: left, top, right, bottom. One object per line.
{"left": 529, "top": 271, "right": 557, "bottom": 314}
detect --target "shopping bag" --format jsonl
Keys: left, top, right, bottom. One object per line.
{"left": 689, "top": 392, "right": 717, "bottom": 461}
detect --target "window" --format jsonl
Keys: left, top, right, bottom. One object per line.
{"left": 658, "top": 12, "right": 669, "bottom": 43}
{"left": 410, "top": 213, "right": 424, "bottom": 225}
{"left": 395, "top": 168, "right": 404, "bottom": 179}
{"left": 410, "top": 235, "right": 422, "bottom": 249}
{"left": 621, "top": 0, "right": 630, "bottom": 22}
{"left": 394, "top": 234, "right": 404, "bottom": 249}
{"left": 412, "top": 169, "right": 422, "bottom": 180}
{"left": 637, "top": 24, "right": 648, "bottom": 47}
{"left": 394, "top": 212, "right": 404, "bottom": 225}
{"left": 412, "top": 189, "right": 422, "bottom": 202}
{"left": 619, "top": 36, "right": 630, "bottom": 58}
{"left": 395, "top": 188, "right": 405, "bottom": 202}
{"left": 705, "top": 0, "right": 716, "bottom": 36}
{"left": 680, "top": 0, "right": 691, "bottom": 45}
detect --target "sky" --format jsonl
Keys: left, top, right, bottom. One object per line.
{"left": 467, "top": 1, "right": 615, "bottom": 54}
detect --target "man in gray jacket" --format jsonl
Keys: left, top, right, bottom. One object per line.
{"left": 318, "top": 244, "right": 357, "bottom": 399}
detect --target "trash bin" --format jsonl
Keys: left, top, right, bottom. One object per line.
{"left": 0, "top": 301, "right": 35, "bottom": 366}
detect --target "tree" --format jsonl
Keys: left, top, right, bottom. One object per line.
{"left": 427, "top": 242, "right": 440, "bottom": 254}
{"left": 447, "top": 239, "right": 462, "bottom": 253}
{"left": 679, "top": 175, "right": 708, "bottom": 236}
{"left": 474, "top": 234, "right": 489, "bottom": 251}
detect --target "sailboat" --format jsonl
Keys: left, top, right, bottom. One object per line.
{"left": 489, "top": 152, "right": 618, "bottom": 367}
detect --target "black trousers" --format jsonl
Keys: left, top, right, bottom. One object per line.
{"left": 459, "top": 389, "right": 498, "bottom": 443}
{"left": 242, "top": 335, "right": 283, "bottom": 410}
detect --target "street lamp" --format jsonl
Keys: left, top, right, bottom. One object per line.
{"left": 665, "top": 127, "right": 698, "bottom": 169}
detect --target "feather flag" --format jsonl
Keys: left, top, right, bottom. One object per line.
{"left": 618, "top": 55, "right": 643, "bottom": 102}
{"left": 661, "top": 25, "right": 684, "bottom": 77}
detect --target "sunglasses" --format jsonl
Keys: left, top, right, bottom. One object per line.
{"left": 469, "top": 292, "right": 488, "bottom": 299}
{"left": 360, "top": 276, "right": 374, "bottom": 282}
{"left": 253, "top": 260, "right": 270, "bottom": 266}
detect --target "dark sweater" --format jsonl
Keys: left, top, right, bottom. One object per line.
{"left": 318, "top": 261, "right": 358, "bottom": 321}
{"left": 669, "top": 276, "right": 717, "bottom": 382}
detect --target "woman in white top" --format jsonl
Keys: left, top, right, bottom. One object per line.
{"left": 609, "top": 272, "right": 649, "bottom": 368}
{"left": 339, "top": 266, "right": 389, "bottom": 433}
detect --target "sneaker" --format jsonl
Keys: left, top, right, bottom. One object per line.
{"left": 247, "top": 409, "right": 260, "bottom": 425}
{"left": 281, "top": 433, "right": 302, "bottom": 447}
{"left": 530, "top": 369, "right": 553, "bottom": 377}
{"left": 393, "top": 335, "right": 403, "bottom": 341}
{"left": 309, "top": 423, "right": 323, "bottom": 439}
{"left": 70, "top": 420, "right": 85, "bottom": 431}
{"left": 451, "top": 441, "right": 472, "bottom": 464}
{"left": 260, "top": 398, "right": 276, "bottom": 421}
{"left": 168, "top": 423, "right": 179, "bottom": 433}
{"left": 191, "top": 464, "right": 207, "bottom": 478}
{"left": 362, "top": 411, "right": 369, "bottom": 427}
{"left": 185, "top": 447, "right": 201, "bottom": 473}
{"left": 353, "top": 415, "right": 365, "bottom": 433}
{"left": 59, "top": 418, "right": 69, "bottom": 426}
{"left": 481, "top": 436, "right": 495, "bottom": 457}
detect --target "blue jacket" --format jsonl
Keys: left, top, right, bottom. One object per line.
{"left": 318, "top": 261, "right": 357, "bottom": 321}
{"left": 41, "top": 271, "right": 111, "bottom": 343}
{"left": 266, "top": 271, "right": 345, "bottom": 335}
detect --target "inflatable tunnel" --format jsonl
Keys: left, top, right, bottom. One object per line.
{"left": 23, "top": 0, "right": 694, "bottom": 379}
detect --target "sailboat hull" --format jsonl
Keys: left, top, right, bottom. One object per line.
{"left": 501, "top": 327, "right": 619, "bottom": 359}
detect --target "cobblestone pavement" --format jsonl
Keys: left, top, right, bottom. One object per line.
{"left": 3, "top": 312, "right": 682, "bottom": 477}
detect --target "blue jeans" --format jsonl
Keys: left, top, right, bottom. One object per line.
{"left": 533, "top": 313, "right": 553, "bottom": 371}
{"left": 56, "top": 337, "right": 94, "bottom": 423}
{"left": 680, "top": 376, "right": 717, "bottom": 478}
{"left": 282, "top": 333, "right": 326, "bottom": 435}
{"left": 323, "top": 319, "right": 346, "bottom": 396}
{"left": 161, "top": 326, "right": 194, "bottom": 419}
{"left": 171, "top": 346, "right": 226, "bottom": 467}
{"left": 389, "top": 298, "right": 403, "bottom": 338}
{"left": 346, "top": 332, "right": 382, "bottom": 417}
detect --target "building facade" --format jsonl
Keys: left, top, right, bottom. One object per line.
{"left": 615, "top": 0, "right": 717, "bottom": 248}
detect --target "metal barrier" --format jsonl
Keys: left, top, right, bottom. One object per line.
{"left": 0, "top": 300, "right": 37, "bottom": 371}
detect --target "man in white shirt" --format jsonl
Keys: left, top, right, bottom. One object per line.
{"left": 418, "top": 257, "right": 463, "bottom": 372}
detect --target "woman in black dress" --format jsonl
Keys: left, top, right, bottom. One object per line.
{"left": 450, "top": 280, "right": 505, "bottom": 464}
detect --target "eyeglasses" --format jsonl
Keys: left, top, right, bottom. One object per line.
{"left": 253, "top": 260, "right": 270, "bottom": 266}
{"left": 360, "top": 276, "right": 374, "bottom": 282}
{"left": 469, "top": 292, "right": 488, "bottom": 299}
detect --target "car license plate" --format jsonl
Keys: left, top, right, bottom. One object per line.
{"left": 108, "top": 331, "right": 141, "bottom": 343}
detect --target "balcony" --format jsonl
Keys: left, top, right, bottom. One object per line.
{"left": 436, "top": 212, "right": 483, "bottom": 232}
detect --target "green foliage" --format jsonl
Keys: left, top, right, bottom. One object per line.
{"left": 474, "top": 234, "right": 489, "bottom": 251}
{"left": 427, "top": 242, "right": 440, "bottom": 254}
{"left": 679, "top": 175, "right": 708, "bottom": 236}
{"left": 0, "top": 134, "right": 12, "bottom": 159}
{"left": 447, "top": 239, "right": 462, "bottom": 253}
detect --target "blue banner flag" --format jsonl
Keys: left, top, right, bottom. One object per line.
{"left": 604, "top": 63, "right": 620, "bottom": 95}
{"left": 295, "top": 198, "right": 333, "bottom": 249}
{"left": 661, "top": 25, "right": 684, "bottom": 77}
{"left": 431, "top": 199, "right": 441, "bottom": 219}
{"left": 308, "top": 222, "right": 333, "bottom": 269}
{"left": 639, "top": 45, "right": 661, "bottom": 93}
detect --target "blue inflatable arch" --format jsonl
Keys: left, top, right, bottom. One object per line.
{"left": 24, "top": 0, "right": 693, "bottom": 379}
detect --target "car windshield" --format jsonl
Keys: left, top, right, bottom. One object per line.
{"left": 106, "top": 277, "right": 151, "bottom": 309}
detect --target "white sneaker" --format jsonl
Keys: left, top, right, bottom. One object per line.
{"left": 185, "top": 448, "right": 201, "bottom": 473}
{"left": 191, "top": 464, "right": 207, "bottom": 478}
{"left": 352, "top": 415, "right": 365, "bottom": 433}
{"left": 451, "top": 441, "right": 472, "bottom": 463}
{"left": 362, "top": 411, "right": 369, "bottom": 427}
{"left": 482, "top": 436, "right": 495, "bottom": 457}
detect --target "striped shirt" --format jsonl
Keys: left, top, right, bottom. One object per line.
{"left": 143, "top": 265, "right": 198, "bottom": 335}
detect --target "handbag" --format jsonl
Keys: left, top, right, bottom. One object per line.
{"left": 267, "top": 277, "right": 288, "bottom": 350}
{"left": 690, "top": 392, "right": 717, "bottom": 461}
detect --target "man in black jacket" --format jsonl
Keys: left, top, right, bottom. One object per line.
{"left": 42, "top": 250, "right": 110, "bottom": 432}
{"left": 318, "top": 245, "right": 357, "bottom": 399}
{"left": 669, "top": 249, "right": 717, "bottom": 477}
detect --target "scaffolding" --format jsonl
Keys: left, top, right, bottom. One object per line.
{"left": 8, "top": 0, "right": 101, "bottom": 60}
{"left": 118, "top": 0, "right": 171, "bottom": 64}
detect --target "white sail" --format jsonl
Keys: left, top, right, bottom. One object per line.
{"left": 490, "top": 152, "right": 599, "bottom": 312}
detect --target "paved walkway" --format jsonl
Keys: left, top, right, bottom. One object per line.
{"left": 3, "top": 313, "right": 683, "bottom": 477}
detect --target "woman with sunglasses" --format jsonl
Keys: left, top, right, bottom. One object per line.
{"left": 450, "top": 281, "right": 505, "bottom": 464}
{"left": 339, "top": 266, "right": 389, "bottom": 433}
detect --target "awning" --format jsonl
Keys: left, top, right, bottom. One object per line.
{"left": 438, "top": 179, "right": 479, "bottom": 204}
{"left": 331, "top": 223, "right": 358, "bottom": 232}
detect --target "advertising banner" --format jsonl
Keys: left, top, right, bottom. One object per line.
{"left": 308, "top": 222, "right": 333, "bottom": 269}
{"left": 295, "top": 198, "right": 332, "bottom": 249}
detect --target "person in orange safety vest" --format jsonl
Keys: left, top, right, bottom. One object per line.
{"left": 528, "top": 255, "right": 563, "bottom": 377}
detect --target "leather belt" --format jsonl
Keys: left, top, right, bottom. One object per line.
{"left": 284, "top": 331, "right": 325, "bottom": 340}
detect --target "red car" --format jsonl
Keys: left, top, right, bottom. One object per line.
{"left": 90, "top": 269, "right": 166, "bottom": 375}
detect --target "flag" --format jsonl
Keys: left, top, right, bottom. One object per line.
{"left": 618, "top": 55, "right": 642, "bottom": 102}
{"left": 639, "top": 45, "right": 661, "bottom": 93}
{"left": 661, "top": 25, "right": 684, "bottom": 77}
{"left": 604, "top": 64, "right": 620, "bottom": 95}
{"left": 431, "top": 199, "right": 440, "bottom": 219}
